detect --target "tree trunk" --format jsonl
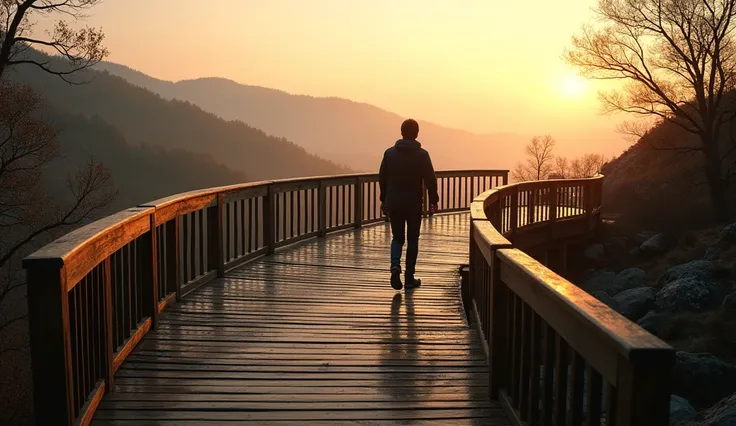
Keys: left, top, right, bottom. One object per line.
{"left": 704, "top": 144, "right": 729, "bottom": 222}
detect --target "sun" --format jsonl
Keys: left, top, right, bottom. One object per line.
{"left": 559, "top": 74, "right": 588, "bottom": 99}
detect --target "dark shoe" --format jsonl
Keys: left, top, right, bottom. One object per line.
{"left": 405, "top": 276, "right": 421, "bottom": 290}
{"left": 390, "top": 266, "right": 403, "bottom": 290}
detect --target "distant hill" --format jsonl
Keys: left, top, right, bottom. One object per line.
{"left": 96, "top": 62, "right": 526, "bottom": 172}
{"left": 5, "top": 50, "right": 351, "bottom": 184}
{"left": 44, "top": 111, "right": 249, "bottom": 212}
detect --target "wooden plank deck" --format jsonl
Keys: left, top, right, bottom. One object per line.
{"left": 92, "top": 213, "right": 510, "bottom": 425}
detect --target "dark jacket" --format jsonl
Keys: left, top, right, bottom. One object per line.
{"left": 379, "top": 139, "right": 439, "bottom": 212}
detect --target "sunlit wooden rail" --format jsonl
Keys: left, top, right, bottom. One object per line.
{"left": 23, "top": 170, "right": 675, "bottom": 426}
{"left": 23, "top": 170, "right": 507, "bottom": 425}
{"left": 466, "top": 176, "right": 675, "bottom": 426}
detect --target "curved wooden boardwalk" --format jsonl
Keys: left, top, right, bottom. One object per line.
{"left": 92, "top": 213, "right": 510, "bottom": 425}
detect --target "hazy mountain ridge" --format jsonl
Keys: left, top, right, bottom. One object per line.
{"left": 7, "top": 50, "right": 350, "bottom": 185}
{"left": 96, "top": 62, "right": 526, "bottom": 172}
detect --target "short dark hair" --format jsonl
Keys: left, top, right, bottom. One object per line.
{"left": 401, "top": 119, "right": 419, "bottom": 139}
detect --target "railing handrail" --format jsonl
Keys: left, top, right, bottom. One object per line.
{"left": 22, "top": 168, "right": 509, "bottom": 426}
{"left": 467, "top": 174, "right": 675, "bottom": 426}
{"left": 23, "top": 170, "right": 510, "bottom": 265}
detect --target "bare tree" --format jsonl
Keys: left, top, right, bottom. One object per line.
{"left": 0, "top": 82, "right": 115, "bottom": 355}
{"left": 565, "top": 0, "right": 736, "bottom": 220}
{"left": 552, "top": 156, "right": 571, "bottom": 179}
{"left": 512, "top": 135, "right": 557, "bottom": 181}
{"left": 0, "top": 0, "right": 112, "bottom": 358}
{"left": 0, "top": 0, "right": 107, "bottom": 81}
{"left": 570, "top": 153, "right": 608, "bottom": 177}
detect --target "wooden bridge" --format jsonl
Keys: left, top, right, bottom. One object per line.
{"left": 23, "top": 171, "right": 675, "bottom": 425}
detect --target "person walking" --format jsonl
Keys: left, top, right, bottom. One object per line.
{"left": 378, "top": 119, "right": 439, "bottom": 290}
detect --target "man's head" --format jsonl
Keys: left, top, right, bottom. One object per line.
{"left": 401, "top": 119, "right": 419, "bottom": 140}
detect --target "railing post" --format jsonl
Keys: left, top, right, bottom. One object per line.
{"left": 502, "top": 172, "right": 509, "bottom": 186}
{"left": 615, "top": 353, "right": 674, "bottom": 426}
{"left": 264, "top": 185, "right": 275, "bottom": 254}
{"left": 25, "top": 260, "right": 74, "bottom": 426}
{"left": 207, "top": 194, "right": 225, "bottom": 276}
{"left": 164, "top": 217, "right": 182, "bottom": 302}
{"left": 318, "top": 180, "right": 327, "bottom": 236}
{"left": 354, "top": 177, "right": 363, "bottom": 229}
{"left": 139, "top": 213, "right": 159, "bottom": 328}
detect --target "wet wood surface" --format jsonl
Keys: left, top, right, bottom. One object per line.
{"left": 92, "top": 213, "right": 510, "bottom": 425}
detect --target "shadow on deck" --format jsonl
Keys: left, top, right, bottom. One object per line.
{"left": 93, "top": 213, "right": 510, "bottom": 425}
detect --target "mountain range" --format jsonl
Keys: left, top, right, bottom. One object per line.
{"left": 96, "top": 62, "right": 526, "bottom": 172}
{"left": 4, "top": 50, "right": 350, "bottom": 210}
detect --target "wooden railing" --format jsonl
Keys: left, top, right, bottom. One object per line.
{"left": 466, "top": 175, "right": 675, "bottom": 426}
{"left": 22, "top": 169, "right": 508, "bottom": 426}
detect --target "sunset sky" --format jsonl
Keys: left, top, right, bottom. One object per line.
{"left": 36, "top": 0, "right": 628, "bottom": 157}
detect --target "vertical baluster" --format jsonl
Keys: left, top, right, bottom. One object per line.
{"left": 188, "top": 213, "right": 195, "bottom": 280}
{"left": 199, "top": 209, "right": 206, "bottom": 276}
{"left": 519, "top": 302, "right": 531, "bottom": 416}
{"left": 443, "top": 177, "right": 448, "bottom": 210}
{"left": 104, "top": 258, "right": 114, "bottom": 391}
{"left": 541, "top": 323, "right": 555, "bottom": 426}
{"left": 297, "top": 190, "right": 302, "bottom": 236}
{"left": 605, "top": 383, "right": 617, "bottom": 426}
{"left": 344, "top": 185, "right": 349, "bottom": 225}
{"left": 291, "top": 190, "right": 297, "bottom": 238}
{"left": 553, "top": 335, "right": 569, "bottom": 425}
{"left": 225, "top": 202, "right": 232, "bottom": 262}
{"left": 511, "top": 294, "right": 521, "bottom": 406}
{"left": 275, "top": 192, "right": 281, "bottom": 243}
{"left": 586, "top": 366, "right": 603, "bottom": 426}
{"left": 455, "top": 175, "right": 460, "bottom": 209}
{"left": 570, "top": 352, "right": 585, "bottom": 424}
{"left": 111, "top": 252, "right": 119, "bottom": 349}
{"left": 368, "top": 182, "right": 377, "bottom": 220}
{"left": 527, "top": 312, "right": 541, "bottom": 424}
{"left": 318, "top": 181, "right": 327, "bottom": 236}
{"left": 84, "top": 276, "right": 91, "bottom": 396}
{"left": 281, "top": 192, "right": 287, "bottom": 241}
{"left": 354, "top": 179, "right": 363, "bottom": 228}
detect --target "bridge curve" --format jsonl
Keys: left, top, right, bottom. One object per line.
{"left": 22, "top": 171, "right": 675, "bottom": 425}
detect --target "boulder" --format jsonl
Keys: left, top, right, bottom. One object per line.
{"left": 641, "top": 233, "right": 669, "bottom": 253}
{"left": 636, "top": 310, "right": 668, "bottom": 335}
{"left": 720, "top": 223, "right": 736, "bottom": 243}
{"left": 581, "top": 270, "right": 618, "bottom": 295}
{"left": 656, "top": 276, "right": 715, "bottom": 312}
{"left": 613, "top": 267, "right": 647, "bottom": 292}
{"left": 670, "top": 395, "right": 697, "bottom": 425}
{"left": 584, "top": 244, "right": 606, "bottom": 262}
{"left": 658, "top": 260, "right": 716, "bottom": 286}
{"left": 681, "top": 392, "right": 736, "bottom": 426}
{"left": 592, "top": 291, "right": 618, "bottom": 311}
{"left": 635, "top": 231, "right": 658, "bottom": 244}
{"left": 603, "top": 237, "right": 629, "bottom": 257}
{"left": 722, "top": 293, "right": 736, "bottom": 312}
{"left": 612, "top": 287, "right": 655, "bottom": 321}
{"left": 672, "top": 352, "right": 736, "bottom": 410}
{"left": 704, "top": 246, "right": 725, "bottom": 261}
